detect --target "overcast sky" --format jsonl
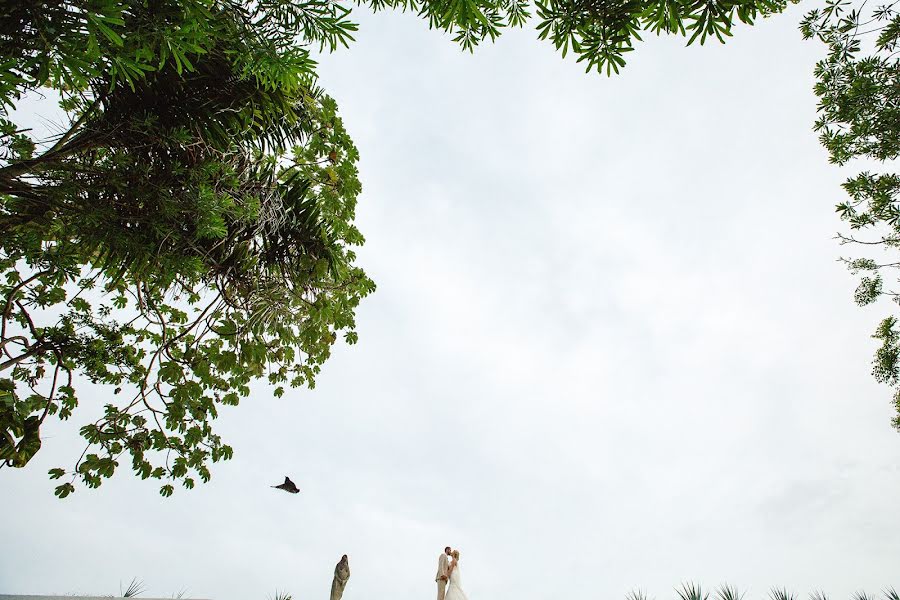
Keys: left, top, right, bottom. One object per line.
{"left": 3, "top": 2, "right": 900, "bottom": 599}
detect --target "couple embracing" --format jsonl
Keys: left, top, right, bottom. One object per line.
{"left": 435, "top": 546, "right": 468, "bottom": 600}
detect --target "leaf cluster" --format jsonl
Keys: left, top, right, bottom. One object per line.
{"left": 0, "top": 0, "right": 373, "bottom": 496}
{"left": 803, "top": 0, "right": 900, "bottom": 431}
{"left": 356, "top": 0, "right": 792, "bottom": 73}
{"left": 627, "top": 586, "right": 897, "bottom": 600}
{"left": 535, "top": 0, "right": 793, "bottom": 75}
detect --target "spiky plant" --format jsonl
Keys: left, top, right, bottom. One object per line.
{"left": 121, "top": 579, "right": 145, "bottom": 598}
{"left": 627, "top": 589, "right": 651, "bottom": 600}
{"left": 716, "top": 584, "right": 745, "bottom": 600}
{"left": 625, "top": 586, "right": 900, "bottom": 600}
{"left": 770, "top": 588, "right": 796, "bottom": 600}
{"left": 678, "top": 582, "right": 710, "bottom": 600}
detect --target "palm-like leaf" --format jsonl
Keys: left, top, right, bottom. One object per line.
{"left": 770, "top": 588, "right": 796, "bottom": 600}
{"left": 121, "top": 578, "right": 145, "bottom": 598}
{"left": 678, "top": 582, "right": 709, "bottom": 600}
{"left": 716, "top": 584, "right": 744, "bottom": 600}
{"left": 627, "top": 589, "right": 651, "bottom": 600}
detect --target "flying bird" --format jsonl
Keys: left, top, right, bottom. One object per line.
{"left": 272, "top": 476, "right": 300, "bottom": 494}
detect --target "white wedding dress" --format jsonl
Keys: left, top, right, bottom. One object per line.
{"left": 444, "top": 565, "right": 469, "bottom": 600}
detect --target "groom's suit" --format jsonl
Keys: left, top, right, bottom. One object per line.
{"left": 435, "top": 552, "right": 450, "bottom": 600}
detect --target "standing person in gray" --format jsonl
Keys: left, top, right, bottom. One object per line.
{"left": 435, "top": 546, "right": 451, "bottom": 600}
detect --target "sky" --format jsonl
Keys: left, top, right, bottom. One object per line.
{"left": 2, "top": 2, "right": 900, "bottom": 599}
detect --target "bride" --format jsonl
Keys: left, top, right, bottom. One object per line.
{"left": 444, "top": 550, "right": 469, "bottom": 600}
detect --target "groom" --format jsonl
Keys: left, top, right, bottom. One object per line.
{"left": 435, "top": 545, "right": 451, "bottom": 600}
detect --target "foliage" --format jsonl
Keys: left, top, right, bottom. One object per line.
{"left": 770, "top": 589, "right": 796, "bottom": 600}
{"left": 630, "top": 586, "right": 898, "bottom": 600}
{"left": 802, "top": 0, "right": 900, "bottom": 431}
{"left": 0, "top": 0, "right": 374, "bottom": 496}
{"left": 122, "top": 578, "right": 146, "bottom": 598}
{"left": 718, "top": 585, "right": 745, "bottom": 600}
{"left": 533, "top": 0, "right": 794, "bottom": 74}
{"left": 678, "top": 583, "right": 710, "bottom": 600}
{"left": 361, "top": 0, "right": 796, "bottom": 74}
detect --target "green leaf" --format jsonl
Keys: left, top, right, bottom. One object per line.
{"left": 90, "top": 16, "right": 125, "bottom": 47}
{"left": 54, "top": 483, "right": 75, "bottom": 499}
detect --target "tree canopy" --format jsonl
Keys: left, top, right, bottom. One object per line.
{"left": 0, "top": 0, "right": 374, "bottom": 497}
{"left": 802, "top": 0, "right": 900, "bottom": 431}
{"left": 0, "top": 0, "right": 793, "bottom": 497}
